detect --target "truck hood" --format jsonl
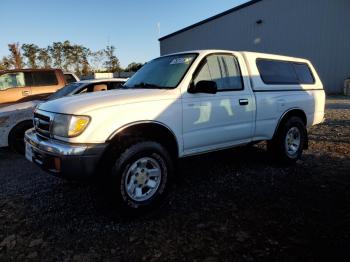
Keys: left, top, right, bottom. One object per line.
{"left": 38, "top": 89, "right": 178, "bottom": 115}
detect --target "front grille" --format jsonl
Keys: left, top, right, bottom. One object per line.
{"left": 33, "top": 111, "right": 52, "bottom": 138}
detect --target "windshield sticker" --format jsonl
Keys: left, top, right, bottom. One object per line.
{"left": 170, "top": 57, "right": 193, "bottom": 65}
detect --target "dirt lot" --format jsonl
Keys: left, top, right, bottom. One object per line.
{"left": 0, "top": 96, "right": 349, "bottom": 262}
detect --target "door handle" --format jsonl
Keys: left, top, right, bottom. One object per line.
{"left": 239, "top": 99, "right": 249, "bottom": 106}
{"left": 22, "top": 90, "right": 30, "bottom": 96}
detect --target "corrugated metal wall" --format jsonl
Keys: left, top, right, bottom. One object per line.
{"left": 159, "top": 0, "right": 350, "bottom": 94}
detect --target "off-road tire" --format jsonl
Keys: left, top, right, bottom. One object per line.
{"left": 267, "top": 116, "right": 307, "bottom": 164}
{"left": 109, "top": 140, "right": 173, "bottom": 214}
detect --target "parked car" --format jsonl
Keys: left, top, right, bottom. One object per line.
{"left": 25, "top": 50, "right": 325, "bottom": 213}
{"left": 0, "top": 78, "right": 126, "bottom": 153}
{"left": 0, "top": 69, "right": 66, "bottom": 107}
{"left": 64, "top": 72, "right": 80, "bottom": 84}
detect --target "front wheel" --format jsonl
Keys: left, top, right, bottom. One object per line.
{"left": 267, "top": 116, "right": 307, "bottom": 164}
{"left": 110, "top": 141, "right": 173, "bottom": 213}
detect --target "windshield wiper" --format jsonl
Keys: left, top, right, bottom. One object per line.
{"left": 132, "top": 82, "right": 164, "bottom": 89}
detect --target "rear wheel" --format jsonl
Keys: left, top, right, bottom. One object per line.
{"left": 110, "top": 140, "right": 173, "bottom": 213}
{"left": 267, "top": 116, "right": 307, "bottom": 164}
{"left": 8, "top": 121, "right": 33, "bottom": 154}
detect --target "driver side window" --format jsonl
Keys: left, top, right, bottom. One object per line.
{"left": 193, "top": 54, "right": 243, "bottom": 92}
{"left": 194, "top": 62, "right": 211, "bottom": 86}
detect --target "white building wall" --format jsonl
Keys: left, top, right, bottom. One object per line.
{"left": 160, "top": 0, "right": 350, "bottom": 94}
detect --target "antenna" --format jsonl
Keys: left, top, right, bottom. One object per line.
{"left": 157, "top": 22, "right": 161, "bottom": 37}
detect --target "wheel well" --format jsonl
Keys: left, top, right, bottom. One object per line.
{"left": 108, "top": 122, "right": 179, "bottom": 159}
{"left": 275, "top": 109, "right": 307, "bottom": 135}
{"left": 8, "top": 120, "right": 33, "bottom": 140}
{"left": 8, "top": 120, "right": 33, "bottom": 153}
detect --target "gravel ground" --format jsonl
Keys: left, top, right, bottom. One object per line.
{"left": 0, "top": 96, "right": 349, "bottom": 262}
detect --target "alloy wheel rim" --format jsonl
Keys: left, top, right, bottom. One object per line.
{"left": 285, "top": 127, "right": 301, "bottom": 156}
{"left": 124, "top": 157, "right": 162, "bottom": 202}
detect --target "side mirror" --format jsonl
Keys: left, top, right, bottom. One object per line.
{"left": 189, "top": 80, "right": 217, "bottom": 94}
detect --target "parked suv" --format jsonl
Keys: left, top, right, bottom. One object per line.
{"left": 0, "top": 69, "right": 66, "bottom": 107}
{"left": 25, "top": 50, "right": 325, "bottom": 213}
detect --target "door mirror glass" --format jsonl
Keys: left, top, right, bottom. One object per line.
{"left": 189, "top": 80, "right": 217, "bottom": 94}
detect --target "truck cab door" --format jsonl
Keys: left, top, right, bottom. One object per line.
{"left": 182, "top": 53, "right": 254, "bottom": 155}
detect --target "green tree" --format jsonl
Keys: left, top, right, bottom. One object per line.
{"left": 37, "top": 47, "right": 52, "bottom": 69}
{"left": 22, "top": 43, "right": 40, "bottom": 68}
{"left": 2, "top": 41, "right": 118, "bottom": 75}
{"left": 49, "top": 42, "right": 64, "bottom": 69}
{"left": 81, "top": 59, "right": 90, "bottom": 76}
{"left": 0, "top": 56, "right": 11, "bottom": 70}
{"left": 125, "top": 62, "right": 144, "bottom": 72}
{"left": 80, "top": 47, "right": 91, "bottom": 76}
{"left": 89, "top": 50, "right": 106, "bottom": 72}
{"left": 65, "top": 44, "right": 90, "bottom": 75}
{"left": 62, "top": 40, "right": 73, "bottom": 71}
{"left": 8, "top": 43, "right": 23, "bottom": 69}
{"left": 104, "top": 45, "right": 120, "bottom": 72}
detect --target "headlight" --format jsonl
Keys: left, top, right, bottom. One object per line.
{"left": 52, "top": 114, "right": 90, "bottom": 138}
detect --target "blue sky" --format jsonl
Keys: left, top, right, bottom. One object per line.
{"left": 0, "top": 0, "right": 247, "bottom": 67}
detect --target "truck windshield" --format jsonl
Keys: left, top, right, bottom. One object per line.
{"left": 124, "top": 53, "right": 197, "bottom": 89}
{"left": 47, "top": 82, "right": 84, "bottom": 101}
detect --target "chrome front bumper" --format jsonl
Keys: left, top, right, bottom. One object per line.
{"left": 24, "top": 128, "right": 108, "bottom": 179}
{"left": 25, "top": 128, "right": 87, "bottom": 156}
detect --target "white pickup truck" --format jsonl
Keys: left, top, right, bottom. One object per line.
{"left": 25, "top": 50, "right": 325, "bottom": 212}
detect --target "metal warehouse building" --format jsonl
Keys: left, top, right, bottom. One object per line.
{"left": 159, "top": 0, "right": 350, "bottom": 94}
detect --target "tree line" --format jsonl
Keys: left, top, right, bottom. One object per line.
{"left": 0, "top": 41, "right": 144, "bottom": 76}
